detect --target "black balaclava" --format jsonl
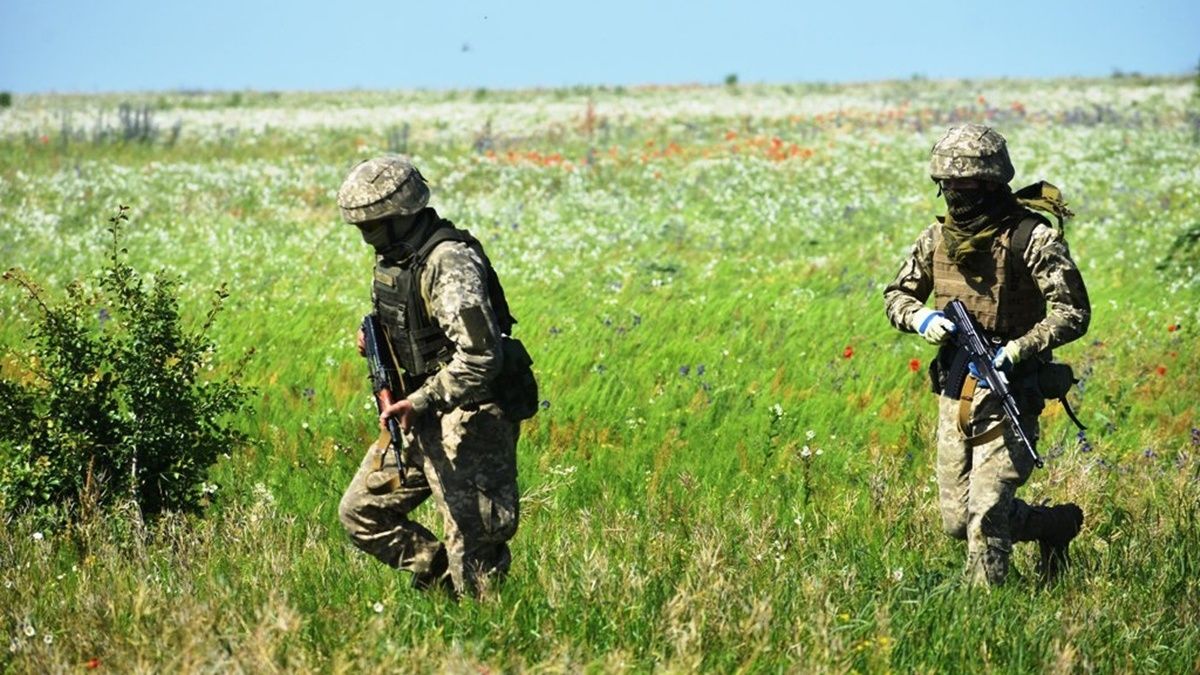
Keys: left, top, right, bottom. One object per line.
{"left": 942, "top": 188, "right": 994, "bottom": 222}
{"left": 358, "top": 212, "right": 424, "bottom": 258}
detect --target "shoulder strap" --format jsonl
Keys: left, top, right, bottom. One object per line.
{"left": 415, "top": 223, "right": 472, "bottom": 263}
{"left": 415, "top": 220, "right": 518, "bottom": 334}
{"left": 1010, "top": 214, "right": 1046, "bottom": 265}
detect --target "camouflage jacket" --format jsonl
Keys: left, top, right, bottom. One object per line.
{"left": 404, "top": 241, "right": 505, "bottom": 415}
{"left": 884, "top": 220, "right": 1091, "bottom": 361}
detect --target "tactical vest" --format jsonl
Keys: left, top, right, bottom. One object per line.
{"left": 932, "top": 214, "right": 1047, "bottom": 341}
{"left": 372, "top": 219, "right": 515, "bottom": 377}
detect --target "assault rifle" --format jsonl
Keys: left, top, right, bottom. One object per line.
{"left": 362, "top": 314, "right": 405, "bottom": 470}
{"left": 944, "top": 299, "right": 1043, "bottom": 469}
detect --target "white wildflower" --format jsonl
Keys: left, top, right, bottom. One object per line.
{"left": 373, "top": 602, "right": 384, "bottom": 614}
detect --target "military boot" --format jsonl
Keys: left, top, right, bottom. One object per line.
{"left": 1031, "top": 504, "right": 1084, "bottom": 583}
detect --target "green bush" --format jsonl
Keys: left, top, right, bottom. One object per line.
{"left": 0, "top": 91, "right": 11, "bottom": 108}
{"left": 0, "top": 206, "right": 251, "bottom": 521}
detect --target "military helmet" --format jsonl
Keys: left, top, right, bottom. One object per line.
{"left": 929, "top": 124, "right": 1015, "bottom": 184}
{"left": 337, "top": 154, "right": 430, "bottom": 224}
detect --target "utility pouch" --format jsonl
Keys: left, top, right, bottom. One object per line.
{"left": 492, "top": 336, "right": 539, "bottom": 421}
{"left": 1036, "top": 362, "right": 1076, "bottom": 400}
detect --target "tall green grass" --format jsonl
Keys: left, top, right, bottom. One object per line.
{"left": 2, "top": 78, "right": 1198, "bottom": 672}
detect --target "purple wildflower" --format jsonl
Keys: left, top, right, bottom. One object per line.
{"left": 678, "top": 365, "right": 690, "bottom": 376}
{"left": 1077, "top": 429, "right": 1094, "bottom": 453}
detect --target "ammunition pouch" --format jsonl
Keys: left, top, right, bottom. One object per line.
{"left": 490, "top": 337, "right": 539, "bottom": 421}
{"left": 1036, "top": 362, "right": 1075, "bottom": 400}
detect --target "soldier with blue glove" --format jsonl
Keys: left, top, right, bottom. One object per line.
{"left": 884, "top": 125, "right": 1090, "bottom": 586}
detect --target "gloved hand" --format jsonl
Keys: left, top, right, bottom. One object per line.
{"left": 912, "top": 308, "right": 956, "bottom": 345}
{"left": 993, "top": 341, "right": 1020, "bottom": 372}
{"left": 968, "top": 341, "right": 1021, "bottom": 389}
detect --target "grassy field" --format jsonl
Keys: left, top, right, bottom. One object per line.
{"left": 1, "top": 77, "right": 1198, "bottom": 672}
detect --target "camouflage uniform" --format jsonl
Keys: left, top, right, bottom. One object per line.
{"left": 336, "top": 156, "right": 521, "bottom": 597}
{"left": 884, "top": 126, "right": 1090, "bottom": 585}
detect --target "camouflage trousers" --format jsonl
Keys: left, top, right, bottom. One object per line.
{"left": 338, "top": 402, "right": 520, "bottom": 597}
{"left": 936, "top": 381, "right": 1044, "bottom": 586}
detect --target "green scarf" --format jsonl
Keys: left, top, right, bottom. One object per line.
{"left": 940, "top": 181, "right": 1075, "bottom": 268}
{"left": 940, "top": 190, "right": 1024, "bottom": 266}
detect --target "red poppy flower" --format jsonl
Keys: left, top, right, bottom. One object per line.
{"left": 1168, "top": 323, "right": 1180, "bottom": 332}
{"left": 1156, "top": 365, "right": 1167, "bottom": 376}
{"left": 86, "top": 659, "right": 101, "bottom": 669}
{"left": 909, "top": 358, "right": 921, "bottom": 372}
{"left": 842, "top": 345, "right": 854, "bottom": 359}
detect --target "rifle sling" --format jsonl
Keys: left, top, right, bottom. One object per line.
{"left": 1059, "top": 396, "right": 1087, "bottom": 431}
{"left": 957, "top": 375, "right": 1006, "bottom": 447}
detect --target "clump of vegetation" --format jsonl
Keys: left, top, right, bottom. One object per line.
{"left": 0, "top": 91, "right": 12, "bottom": 108}
{"left": 0, "top": 206, "right": 252, "bottom": 522}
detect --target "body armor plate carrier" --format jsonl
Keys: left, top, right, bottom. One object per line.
{"left": 372, "top": 218, "right": 516, "bottom": 378}
{"left": 932, "top": 213, "right": 1048, "bottom": 342}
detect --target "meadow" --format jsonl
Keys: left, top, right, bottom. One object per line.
{"left": 1, "top": 76, "right": 1198, "bottom": 672}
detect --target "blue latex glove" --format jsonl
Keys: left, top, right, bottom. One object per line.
{"left": 968, "top": 360, "right": 990, "bottom": 388}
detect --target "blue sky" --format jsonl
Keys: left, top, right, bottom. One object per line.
{"left": 1, "top": 0, "right": 1197, "bottom": 93}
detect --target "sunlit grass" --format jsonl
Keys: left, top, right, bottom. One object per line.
{"left": 2, "top": 77, "right": 1198, "bottom": 671}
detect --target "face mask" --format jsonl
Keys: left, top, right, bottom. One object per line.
{"left": 358, "top": 222, "right": 390, "bottom": 249}
{"left": 357, "top": 214, "right": 418, "bottom": 253}
{"left": 942, "top": 188, "right": 991, "bottom": 221}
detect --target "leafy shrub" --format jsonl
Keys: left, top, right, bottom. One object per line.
{"left": 0, "top": 206, "right": 252, "bottom": 521}
{"left": 0, "top": 91, "right": 11, "bottom": 108}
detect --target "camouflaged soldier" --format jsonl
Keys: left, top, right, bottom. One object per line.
{"left": 336, "top": 155, "right": 537, "bottom": 598}
{"left": 883, "top": 124, "right": 1090, "bottom": 586}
